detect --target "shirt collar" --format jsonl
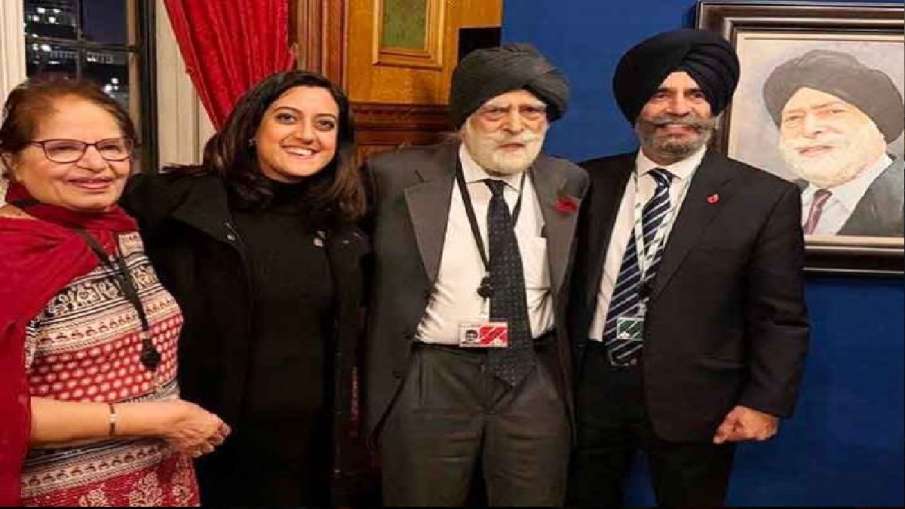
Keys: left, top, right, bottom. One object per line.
{"left": 802, "top": 153, "right": 892, "bottom": 211}
{"left": 459, "top": 143, "right": 523, "bottom": 190}
{"left": 635, "top": 144, "right": 707, "bottom": 181}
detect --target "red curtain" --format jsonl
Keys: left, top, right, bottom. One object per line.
{"left": 162, "top": 0, "right": 296, "bottom": 129}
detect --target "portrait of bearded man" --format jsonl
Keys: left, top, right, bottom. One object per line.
{"left": 763, "top": 49, "right": 904, "bottom": 237}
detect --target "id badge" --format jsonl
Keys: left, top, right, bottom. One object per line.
{"left": 615, "top": 315, "right": 644, "bottom": 341}
{"left": 458, "top": 321, "right": 509, "bottom": 348}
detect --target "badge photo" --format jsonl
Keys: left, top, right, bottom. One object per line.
{"left": 458, "top": 321, "right": 509, "bottom": 348}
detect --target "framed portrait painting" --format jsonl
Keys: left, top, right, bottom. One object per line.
{"left": 697, "top": 1, "right": 904, "bottom": 275}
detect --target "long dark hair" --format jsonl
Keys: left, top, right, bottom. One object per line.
{"left": 183, "top": 70, "right": 365, "bottom": 226}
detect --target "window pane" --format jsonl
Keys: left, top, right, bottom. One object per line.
{"left": 82, "top": 49, "right": 132, "bottom": 109}
{"left": 82, "top": 0, "right": 130, "bottom": 45}
{"left": 26, "top": 41, "right": 78, "bottom": 78}
{"left": 24, "top": 0, "right": 78, "bottom": 40}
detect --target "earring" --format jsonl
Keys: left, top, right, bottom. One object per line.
{"left": 248, "top": 138, "right": 256, "bottom": 148}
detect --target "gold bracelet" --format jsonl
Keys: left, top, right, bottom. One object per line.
{"left": 108, "top": 403, "right": 117, "bottom": 437}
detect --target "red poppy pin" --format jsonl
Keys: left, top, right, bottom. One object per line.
{"left": 707, "top": 193, "right": 720, "bottom": 204}
{"left": 554, "top": 193, "right": 579, "bottom": 215}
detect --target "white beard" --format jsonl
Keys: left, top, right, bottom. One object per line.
{"left": 780, "top": 120, "right": 886, "bottom": 189}
{"left": 461, "top": 121, "right": 547, "bottom": 175}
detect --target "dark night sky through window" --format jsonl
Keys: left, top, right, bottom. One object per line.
{"left": 83, "top": 0, "right": 128, "bottom": 44}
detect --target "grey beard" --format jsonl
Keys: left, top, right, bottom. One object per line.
{"left": 635, "top": 115, "right": 716, "bottom": 164}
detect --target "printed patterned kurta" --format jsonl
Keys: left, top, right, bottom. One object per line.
{"left": 19, "top": 231, "right": 199, "bottom": 507}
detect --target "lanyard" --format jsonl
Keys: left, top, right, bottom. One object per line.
{"left": 72, "top": 229, "right": 162, "bottom": 372}
{"left": 8, "top": 197, "right": 161, "bottom": 372}
{"left": 630, "top": 168, "right": 693, "bottom": 285}
{"left": 454, "top": 158, "right": 526, "bottom": 299}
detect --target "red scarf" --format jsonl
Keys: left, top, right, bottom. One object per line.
{"left": 0, "top": 183, "right": 137, "bottom": 506}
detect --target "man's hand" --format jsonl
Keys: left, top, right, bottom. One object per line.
{"left": 712, "top": 405, "right": 778, "bottom": 444}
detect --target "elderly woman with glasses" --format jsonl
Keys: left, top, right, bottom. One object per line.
{"left": 0, "top": 76, "right": 228, "bottom": 507}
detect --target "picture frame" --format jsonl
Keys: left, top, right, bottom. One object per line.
{"left": 373, "top": 0, "right": 445, "bottom": 69}
{"left": 696, "top": 1, "right": 904, "bottom": 275}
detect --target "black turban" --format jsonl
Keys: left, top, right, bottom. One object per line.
{"left": 763, "top": 49, "right": 905, "bottom": 143}
{"left": 449, "top": 43, "right": 569, "bottom": 128}
{"left": 613, "top": 28, "right": 739, "bottom": 124}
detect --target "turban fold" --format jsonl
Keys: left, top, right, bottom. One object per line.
{"left": 449, "top": 43, "right": 569, "bottom": 128}
{"left": 613, "top": 28, "right": 739, "bottom": 124}
{"left": 763, "top": 49, "right": 905, "bottom": 143}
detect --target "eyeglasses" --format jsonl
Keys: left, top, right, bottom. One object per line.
{"left": 29, "top": 138, "right": 135, "bottom": 163}
{"left": 476, "top": 104, "right": 548, "bottom": 123}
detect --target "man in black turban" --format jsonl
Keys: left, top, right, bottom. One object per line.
{"left": 764, "top": 50, "right": 904, "bottom": 236}
{"left": 569, "top": 29, "right": 809, "bottom": 507}
{"left": 449, "top": 43, "right": 570, "bottom": 128}
{"left": 364, "top": 43, "right": 588, "bottom": 506}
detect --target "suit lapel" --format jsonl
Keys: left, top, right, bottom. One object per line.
{"left": 649, "top": 150, "right": 735, "bottom": 301}
{"left": 583, "top": 159, "right": 633, "bottom": 304}
{"left": 531, "top": 161, "right": 582, "bottom": 295}
{"left": 840, "top": 158, "right": 901, "bottom": 234}
{"left": 403, "top": 144, "right": 457, "bottom": 285}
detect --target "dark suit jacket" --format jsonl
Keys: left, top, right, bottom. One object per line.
{"left": 364, "top": 141, "right": 589, "bottom": 440}
{"left": 838, "top": 157, "right": 904, "bottom": 236}
{"left": 569, "top": 150, "right": 810, "bottom": 442}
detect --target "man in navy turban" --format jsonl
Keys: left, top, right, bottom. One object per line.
{"left": 568, "top": 28, "right": 809, "bottom": 507}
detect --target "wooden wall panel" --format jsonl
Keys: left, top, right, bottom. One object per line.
{"left": 346, "top": 0, "right": 502, "bottom": 105}
{"left": 351, "top": 102, "right": 451, "bottom": 160}
{"left": 294, "top": 0, "right": 501, "bottom": 161}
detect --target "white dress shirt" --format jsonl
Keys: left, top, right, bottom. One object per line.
{"left": 588, "top": 146, "right": 706, "bottom": 341}
{"left": 801, "top": 153, "right": 892, "bottom": 235}
{"left": 416, "top": 144, "right": 553, "bottom": 344}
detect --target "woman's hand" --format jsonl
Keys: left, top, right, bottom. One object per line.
{"left": 185, "top": 421, "right": 231, "bottom": 458}
{"left": 28, "top": 397, "right": 231, "bottom": 455}
{"left": 156, "top": 400, "right": 230, "bottom": 456}
{"left": 119, "top": 399, "right": 231, "bottom": 456}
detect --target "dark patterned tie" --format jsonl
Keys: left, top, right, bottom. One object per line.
{"left": 484, "top": 179, "right": 534, "bottom": 386}
{"left": 603, "top": 168, "right": 673, "bottom": 366}
{"left": 803, "top": 189, "right": 832, "bottom": 234}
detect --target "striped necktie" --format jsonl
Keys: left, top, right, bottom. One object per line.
{"left": 603, "top": 168, "right": 673, "bottom": 367}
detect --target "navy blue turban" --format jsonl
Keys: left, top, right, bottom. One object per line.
{"left": 613, "top": 28, "right": 740, "bottom": 124}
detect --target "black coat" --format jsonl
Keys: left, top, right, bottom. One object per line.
{"left": 569, "top": 151, "right": 810, "bottom": 442}
{"left": 120, "top": 172, "right": 371, "bottom": 505}
{"left": 837, "top": 157, "right": 903, "bottom": 236}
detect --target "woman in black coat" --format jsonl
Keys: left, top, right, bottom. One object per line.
{"left": 121, "top": 71, "right": 369, "bottom": 507}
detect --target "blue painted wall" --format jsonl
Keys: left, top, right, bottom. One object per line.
{"left": 503, "top": 1, "right": 905, "bottom": 505}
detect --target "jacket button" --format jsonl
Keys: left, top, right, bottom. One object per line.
{"left": 226, "top": 233, "right": 236, "bottom": 242}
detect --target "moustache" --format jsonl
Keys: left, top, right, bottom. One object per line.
{"left": 783, "top": 137, "right": 845, "bottom": 153}
{"left": 647, "top": 114, "right": 712, "bottom": 131}
{"left": 488, "top": 133, "right": 544, "bottom": 146}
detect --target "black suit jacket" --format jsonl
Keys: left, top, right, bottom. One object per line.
{"left": 364, "top": 142, "right": 589, "bottom": 440}
{"left": 569, "top": 150, "right": 810, "bottom": 442}
{"left": 838, "top": 157, "right": 904, "bottom": 236}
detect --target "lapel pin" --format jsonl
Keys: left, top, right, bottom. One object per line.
{"left": 554, "top": 193, "right": 578, "bottom": 215}
{"left": 707, "top": 193, "right": 720, "bottom": 204}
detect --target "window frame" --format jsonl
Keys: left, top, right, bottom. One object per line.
{"left": 20, "top": 0, "right": 158, "bottom": 172}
